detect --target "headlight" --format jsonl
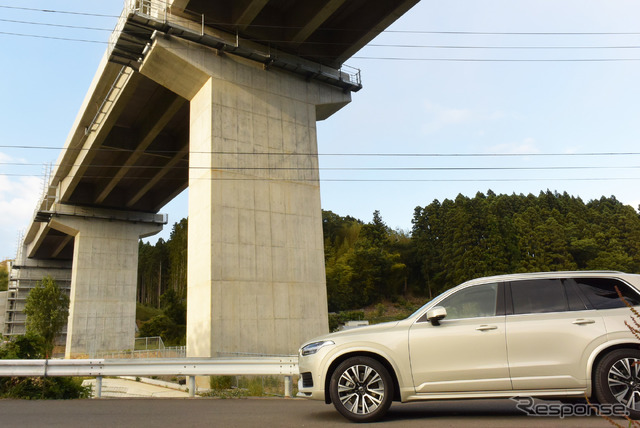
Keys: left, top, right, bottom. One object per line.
{"left": 300, "top": 340, "right": 335, "bottom": 356}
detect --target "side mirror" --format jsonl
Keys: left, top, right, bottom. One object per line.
{"left": 426, "top": 306, "right": 447, "bottom": 326}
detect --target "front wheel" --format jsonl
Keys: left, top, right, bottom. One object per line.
{"left": 594, "top": 348, "right": 640, "bottom": 419}
{"left": 329, "top": 356, "right": 393, "bottom": 423}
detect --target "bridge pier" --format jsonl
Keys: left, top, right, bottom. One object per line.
{"left": 47, "top": 206, "right": 163, "bottom": 358}
{"left": 140, "top": 36, "right": 351, "bottom": 358}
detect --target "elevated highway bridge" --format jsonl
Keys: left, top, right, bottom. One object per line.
{"left": 8, "top": 0, "right": 420, "bottom": 359}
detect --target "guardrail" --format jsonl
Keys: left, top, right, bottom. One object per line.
{"left": 0, "top": 356, "right": 299, "bottom": 398}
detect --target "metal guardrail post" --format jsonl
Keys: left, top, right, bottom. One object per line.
{"left": 95, "top": 376, "right": 103, "bottom": 398}
{"left": 284, "top": 375, "right": 292, "bottom": 398}
{"left": 188, "top": 376, "right": 196, "bottom": 397}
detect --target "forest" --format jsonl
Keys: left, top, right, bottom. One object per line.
{"left": 136, "top": 190, "right": 640, "bottom": 333}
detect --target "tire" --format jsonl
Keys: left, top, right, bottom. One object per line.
{"left": 329, "top": 356, "right": 393, "bottom": 423}
{"left": 594, "top": 348, "right": 640, "bottom": 419}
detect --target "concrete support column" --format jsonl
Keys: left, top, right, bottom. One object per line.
{"left": 140, "top": 36, "right": 351, "bottom": 358}
{"left": 49, "top": 215, "right": 162, "bottom": 358}
{"left": 189, "top": 78, "right": 331, "bottom": 357}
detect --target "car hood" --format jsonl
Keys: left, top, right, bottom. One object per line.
{"left": 304, "top": 321, "right": 402, "bottom": 345}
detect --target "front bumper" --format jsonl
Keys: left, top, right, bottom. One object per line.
{"left": 297, "top": 375, "right": 326, "bottom": 401}
{"left": 297, "top": 352, "right": 330, "bottom": 401}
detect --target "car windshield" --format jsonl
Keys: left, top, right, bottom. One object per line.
{"left": 407, "top": 295, "right": 438, "bottom": 319}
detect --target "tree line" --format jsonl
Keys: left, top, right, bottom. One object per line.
{"left": 411, "top": 190, "right": 640, "bottom": 299}
{"left": 136, "top": 190, "right": 640, "bottom": 314}
{"left": 137, "top": 218, "right": 187, "bottom": 308}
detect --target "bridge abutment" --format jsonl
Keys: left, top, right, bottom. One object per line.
{"left": 140, "top": 36, "right": 351, "bottom": 357}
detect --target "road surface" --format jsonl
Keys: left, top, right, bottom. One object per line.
{"left": 0, "top": 397, "right": 616, "bottom": 427}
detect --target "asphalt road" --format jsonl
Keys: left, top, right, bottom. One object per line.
{"left": 0, "top": 397, "right": 617, "bottom": 427}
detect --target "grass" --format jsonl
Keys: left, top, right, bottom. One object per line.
{"left": 204, "top": 375, "right": 298, "bottom": 398}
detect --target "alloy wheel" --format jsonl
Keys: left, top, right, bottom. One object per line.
{"left": 608, "top": 357, "right": 640, "bottom": 411}
{"left": 337, "top": 364, "right": 386, "bottom": 415}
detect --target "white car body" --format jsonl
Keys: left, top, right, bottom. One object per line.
{"left": 298, "top": 271, "right": 640, "bottom": 422}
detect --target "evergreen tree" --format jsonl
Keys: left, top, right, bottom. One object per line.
{"left": 167, "top": 219, "right": 188, "bottom": 297}
{"left": 0, "top": 263, "right": 8, "bottom": 292}
{"left": 138, "top": 288, "right": 187, "bottom": 346}
{"left": 412, "top": 190, "right": 640, "bottom": 294}
{"left": 23, "top": 276, "right": 69, "bottom": 358}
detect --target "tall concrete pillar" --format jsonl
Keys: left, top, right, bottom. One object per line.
{"left": 140, "top": 36, "right": 351, "bottom": 357}
{"left": 48, "top": 207, "right": 162, "bottom": 358}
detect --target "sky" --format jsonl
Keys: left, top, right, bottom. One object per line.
{"left": 2, "top": 0, "right": 640, "bottom": 260}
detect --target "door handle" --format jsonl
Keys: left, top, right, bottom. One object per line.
{"left": 573, "top": 319, "right": 596, "bottom": 325}
{"left": 476, "top": 325, "right": 498, "bottom": 331}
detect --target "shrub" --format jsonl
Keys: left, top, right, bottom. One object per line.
{"left": 210, "top": 375, "right": 234, "bottom": 390}
{"left": 0, "top": 335, "right": 90, "bottom": 399}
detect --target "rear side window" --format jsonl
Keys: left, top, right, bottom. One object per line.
{"left": 510, "top": 279, "right": 567, "bottom": 314}
{"left": 572, "top": 277, "right": 640, "bottom": 309}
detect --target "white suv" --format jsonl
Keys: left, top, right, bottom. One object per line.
{"left": 298, "top": 271, "right": 640, "bottom": 422}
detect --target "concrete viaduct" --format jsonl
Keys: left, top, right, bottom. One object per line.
{"left": 6, "top": 0, "right": 420, "bottom": 358}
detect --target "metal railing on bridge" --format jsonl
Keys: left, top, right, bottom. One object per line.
{"left": 108, "top": 0, "right": 362, "bottom": 91}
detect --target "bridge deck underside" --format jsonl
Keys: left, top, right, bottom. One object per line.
{"left": 68, "top": 76, "right": 189, "bottom": 213}
{"left": 35, "top": 72, "right": 188, "bottom": 260}
{"left": 174, "top": 0, "right": 420, "bottom": 68}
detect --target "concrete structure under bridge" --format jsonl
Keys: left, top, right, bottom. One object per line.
{"left": 6, "top": 0, "right": 421, "bottom": 359}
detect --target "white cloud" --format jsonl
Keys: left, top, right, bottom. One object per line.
{"left": 0, "top": 175, "right": 42, "bottom": 258}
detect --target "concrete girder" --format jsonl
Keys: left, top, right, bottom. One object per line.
{"left": 25, "top": 220, "right": 74, "bottom": 261}
{"left": 57, "top": 69, "right": 143, "bottom": 205}
{"left": 51, "top": 235, "right": 74, "bottom": 259}
{"left": 127, "top": 146, "right": 189, "bottom": 208}
{"left": 289, "top": 0, "right": 348, "bottom": 45}
{"left": 26, "top": 223, "right": 49, "bottom": 259}
{"left": 168, "top": 0, "right": 189, "bottom": 13}
{"left": 50, "top": 59, "right": 129, "bottom": 188}
{"left": 233, "top": 0, "right": 269, "bottom": 30}
{"left": 94, "top": 95, "right": 187, "bottom": 204}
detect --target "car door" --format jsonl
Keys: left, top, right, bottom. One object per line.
{"left": 505, "top": 278, "right": 607, "bottom": 390}
{"left": 573, "top": 276, "right": 640, "bottom": 336}
{"left": 408, "top": 282, "right": 511, "bottom": 393}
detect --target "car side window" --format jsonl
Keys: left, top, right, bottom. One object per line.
{"left": 573, "top": 277, "right": 640, "bottom": 309}
{"left": 438, "top": 283, "right": 498, "bottom": 320}
{"left": 510, "top": 279, "right": 568, "bottom": 314}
